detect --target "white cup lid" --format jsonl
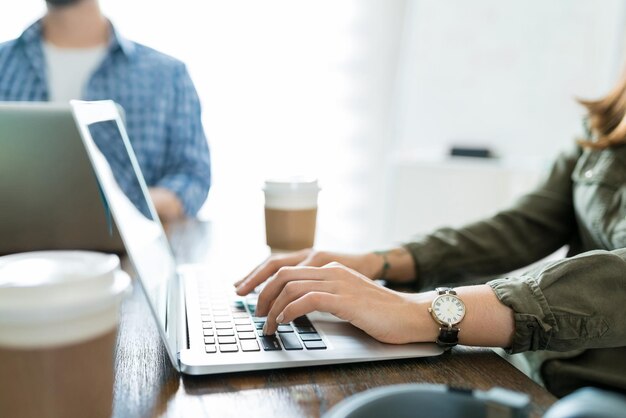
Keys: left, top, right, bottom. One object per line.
{"left": 0, "top": 251, "right": 130, "bottom": 323}
{"left": 263, "top": 177, "right": 320, "bottom": 209}
{"left": 264, "top": 177, "right": 320, "bottom": 194}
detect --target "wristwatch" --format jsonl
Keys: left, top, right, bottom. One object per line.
{"left": 428, "top": 287, "right": 466, "bottom": 350}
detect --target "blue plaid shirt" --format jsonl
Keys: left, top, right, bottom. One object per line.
{"left": 0, "top": 20, "right": 211, "bottom": 215}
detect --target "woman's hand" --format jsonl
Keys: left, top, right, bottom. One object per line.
{"left": 255, "top": 262, "right": 438, "bottom": 344}
{"left": 234, "top": 249, "right": 383, "bottom": 296}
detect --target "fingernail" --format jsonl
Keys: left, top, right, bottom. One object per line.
{"left": 276, "top": 312, "right": 284, "bottom": 324}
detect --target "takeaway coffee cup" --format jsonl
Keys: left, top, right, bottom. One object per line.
{"left": 264, "top": 177, "right": 320, "bottom": 251}
{"left": 0, "top": 251, "right": 131, "bottom": 418}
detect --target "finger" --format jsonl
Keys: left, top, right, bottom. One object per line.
{"left": 255, "top": 266, "right": 337, "bottom": 316}
{"left": 262, "top": 280, "right": 334, "bottom": 334}
{"left": 233, "top": 262, "right": 268, "bottom": 288}
{"left": 235, "top": 249, "right": 312, "bottom": 287}
{"left": 235, "top": 250, "right": 310, "bottom": 295}
{"left": 264, "top": 292, "right": 340, "bottom": 335}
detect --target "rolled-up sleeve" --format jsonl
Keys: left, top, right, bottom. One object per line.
{"left": 488, "top": 248, "right": 626, "bottom": 353}
{"left": 157, "top": 63, "right": 211, "bottom": 216}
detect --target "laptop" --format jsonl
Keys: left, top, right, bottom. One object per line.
{"left": 0, "top": 102, "right": 124, "bottom": 255}
{"left": 70, "top": 100, "right": 443, "bottom": 375}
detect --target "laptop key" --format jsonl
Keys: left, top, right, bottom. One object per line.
{"left": 236, "top": 325, "right": 254, "bottom": 332}
{"left": 217, "top": 329, "right": 234, "bottom": 336}
{"left": 232, "top": 301, "right": 246, "bottom": 311}
{"left": 203, "top": 329, "right": 214, "bottom": 337}
{"left": 279, "top": 333, "right": 303, "bottom": 350}
{"left": 215, "top": 323, "right": 234, "bottom": 330}
{"left": 205, "top": 345, "right": 217, "bottom": 353}
{"left": 219, "top": 344, "right": 239, "bottom": 353}
{"left": 277, "top": 324, "right": 293, "bottom": 333}
{"left": 202, "top": 321, "right": 213, "bottom": 329}
{"left": 234, "top": 318, "right": 251, "bottom": 325}
{"left": 232, "top": 312, "right": 250, "bottom": 319}
{"left": 204, "top": 337, "right": 215, "bottom": 344}
{"left": 238, "top": 331, "right": 256, "bottom": 340}
{"left": 213, "top": 315, "right": 232, "bottom": 323}
{"left": 299, "top": 333, "right": 322, "bottom": 342}
{"left": 259, "top": 335, "right": 282, "bottom": 351}
{"left": 218, "top": 336, "right": 237, "bottom": 344}
{"left": 304, "top": 340, "right": 327, "bottom": 350}
{"left": 292, "top": 316, "right": 312, "bottom": 326}
{"left": 240, "top": 340, "right": 260, "bottom": 352}
{"left": 295, "top": 325, "right": 317, "bottom": 334}
{"left": 254, "top": 322, "right": 264, "bottom": 330}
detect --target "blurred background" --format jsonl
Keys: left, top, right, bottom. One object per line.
{"left": 3, "top": 0, "right": 625, "bottom": 252}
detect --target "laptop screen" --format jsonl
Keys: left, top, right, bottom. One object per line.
{"left": 71, "top": 101, "right": 180, "bottom": 364}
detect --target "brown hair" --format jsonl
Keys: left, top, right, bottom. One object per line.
{"left": 578, "top": 73, "right": 626, "bottom": 149}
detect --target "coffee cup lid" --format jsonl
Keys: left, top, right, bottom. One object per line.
{"left": 264, "top": 177, "right": 320, "bottom": 194}
{"left": 0, "top": 251, "right": 130, "bottom": 323}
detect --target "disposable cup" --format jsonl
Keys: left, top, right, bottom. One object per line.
{"left": 0, "top": 251, "right": 131, "bottom": 418}
{"left": 263, "top": 177, "right": 320, "bottom": 251}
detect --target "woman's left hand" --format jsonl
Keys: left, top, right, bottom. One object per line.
{"left": 255, "top": 262, "right": 437, "bottom": 344}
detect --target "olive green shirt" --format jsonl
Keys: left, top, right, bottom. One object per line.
{"left": 404, "top": 144, "right": 626, "bottom": 396}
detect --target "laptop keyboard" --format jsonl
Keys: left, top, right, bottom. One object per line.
{"left": 198, "top": 284, "right": 327, "bottom": 354}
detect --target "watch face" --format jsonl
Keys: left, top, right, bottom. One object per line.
{"left": 431, "top": 294, "right": 466, "bottom": 326}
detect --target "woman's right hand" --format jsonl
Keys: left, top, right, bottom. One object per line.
{"left": 234, "top": 249, "right": 383, "bottom": 296}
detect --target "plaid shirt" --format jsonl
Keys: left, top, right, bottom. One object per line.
{"left": 0, "top": 20, "right": 211, "bottom": 215}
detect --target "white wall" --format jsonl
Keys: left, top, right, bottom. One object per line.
{"left": 392, "top": 0, "right": 626, "bottom": 160}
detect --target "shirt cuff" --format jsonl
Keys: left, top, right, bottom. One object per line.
{"left": 156, "top": 174, "right": 208, "bottom": 216}
{"left": 402, "top": 238, "right": 442, "bottom": 290}
{"left": 488, "top": 276, "right": 558, "bottom": 354}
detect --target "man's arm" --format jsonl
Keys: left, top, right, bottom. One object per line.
{"left": 156, "top": 63, "right": 211, "bottom": 218}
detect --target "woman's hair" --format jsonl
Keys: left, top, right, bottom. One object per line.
{"left": 578, "top": 73, "right": 626, "bottom": 149}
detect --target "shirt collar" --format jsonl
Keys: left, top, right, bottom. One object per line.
{"left": 108, "top": 21, "right": 135, "bottom": 58}
{"left": 18, "top": 18, "right": 135, "bottom": 59}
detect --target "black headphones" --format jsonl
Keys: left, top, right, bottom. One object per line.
{"left": 324, "top": 384, "right": 626, "bottom": 418}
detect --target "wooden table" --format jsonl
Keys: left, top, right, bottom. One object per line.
{"left": 112, "top": 219, "right": 556, "bottom": 418}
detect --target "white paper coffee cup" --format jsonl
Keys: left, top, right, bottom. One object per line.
{"left": 0, "top": 251, "right": 131, "bottom": 418}
{"left": 263, "top": 177, "right": 320, "bottom": 251}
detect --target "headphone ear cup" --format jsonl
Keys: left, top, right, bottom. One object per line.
{"left": 543, "top": 388, "right": 626, "bottom": 418}
{"left": 323, "top": 384, "right": 530, "bottom": 418}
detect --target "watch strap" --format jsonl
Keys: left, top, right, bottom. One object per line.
{"left": 436, "top": 326, "right": 459, "bottom": 350}
{"left": 435, "top": 287, "right": 457, "bottom": 296}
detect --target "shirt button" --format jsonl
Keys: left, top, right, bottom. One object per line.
{"left": 584, "top": 170, "right": 593, "bottom": 178}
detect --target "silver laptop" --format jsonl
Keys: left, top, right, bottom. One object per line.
{"left": 70, "top": 100, "right": 442, "bottom": 375}
{"left": 0, "top": 102, "right": 124, "bottom": 255}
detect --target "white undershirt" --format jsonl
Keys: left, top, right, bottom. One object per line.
{"left": 42, "top": 42, "right": 107, "bottom": 103}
